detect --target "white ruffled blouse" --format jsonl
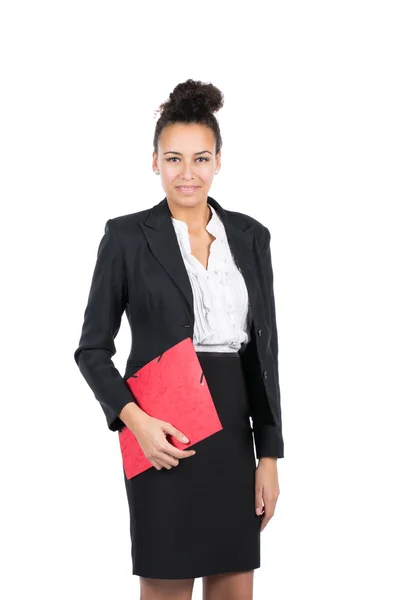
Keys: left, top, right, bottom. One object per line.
{"left": 171, "top": 203, "right": 251, "bottom": 353}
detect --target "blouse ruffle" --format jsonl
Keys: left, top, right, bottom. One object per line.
{"left": 171, "top": 203, "right": 249, "bottom": 350}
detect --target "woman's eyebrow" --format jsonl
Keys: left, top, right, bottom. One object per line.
{"left": 163, "top": 150, "right": 213, "bottom": 156}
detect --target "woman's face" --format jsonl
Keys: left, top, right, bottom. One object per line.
{"left": 153, "top": 122, "right": 221, "bottom": 208}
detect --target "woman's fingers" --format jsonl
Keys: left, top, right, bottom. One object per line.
{"left": 155, "top": 451, "right": 180, "bottom": 469}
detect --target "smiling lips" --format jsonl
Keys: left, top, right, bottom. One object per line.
{"left": 177, "top": 186, "right": 199, "bottom": 193}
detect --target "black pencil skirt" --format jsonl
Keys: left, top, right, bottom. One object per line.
{"left": 122, "top": 350, "right": 262, "bottom": 579}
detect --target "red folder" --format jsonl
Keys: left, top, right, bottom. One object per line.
{"left": 118, "top": 337, "right": 223, "bottom": 479}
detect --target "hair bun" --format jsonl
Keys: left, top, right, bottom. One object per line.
{"left": 166, "top": 79, "right": 224, "bottom": 118}
{"left": 153, "top": 79, "right": 224, "bottom": 155}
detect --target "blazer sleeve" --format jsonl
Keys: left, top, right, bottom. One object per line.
{"left": 73, "top": 218, "right": 137, "bottom": 431}
{"left": 252, "top": 228, "right": 284, "bottom": 458}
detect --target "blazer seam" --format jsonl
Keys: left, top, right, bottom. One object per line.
{"left": 261, "top": 226, "right": 271, "bottom": 253}
{"left": 108, "top": 218, "right": 129, "bottom": 305}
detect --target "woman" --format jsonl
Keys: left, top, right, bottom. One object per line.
{"left": 74, "top": 79, "right": 284, "bottom": 599}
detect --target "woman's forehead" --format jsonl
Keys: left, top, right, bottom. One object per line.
{"left": 159, "top": 123, "right": 215, "bottom": 152}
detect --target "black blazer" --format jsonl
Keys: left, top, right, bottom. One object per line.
{"left": 73, "top": 195, "right": 284, "bottom": 458}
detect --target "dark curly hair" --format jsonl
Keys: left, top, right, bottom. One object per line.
{"left": 153, "top": 79, "right": 224, "bottom": 155}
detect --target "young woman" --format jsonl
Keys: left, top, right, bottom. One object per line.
{"left": 74, "top": 79, "right": 284, "bottom": 600}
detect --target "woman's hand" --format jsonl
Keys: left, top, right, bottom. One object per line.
{"left": 255, "top": 457, "right": 280, "bottom": 532}
{"left": 130, "top": 414, "right": 196, "bottom": 471}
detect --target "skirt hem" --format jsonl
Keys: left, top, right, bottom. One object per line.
{"left": 132, "top": 561, "right": 261, "bottom": 580}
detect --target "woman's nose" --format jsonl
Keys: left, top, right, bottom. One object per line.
{"left": 180, "top": 165, "right": 195, "bottom": 179}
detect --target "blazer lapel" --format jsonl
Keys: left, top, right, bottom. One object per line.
{"left": 139, "top": 198, "right": 194, "bottom": 315}
{"left": 139, "top": 196, "right": 260, "bottom": 329}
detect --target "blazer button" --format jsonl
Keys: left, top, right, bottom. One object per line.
{"left": 263, "top": 370, "right": 268, "bottom": 379}
{"left": 257, "top": 329, "right": 262, "bottom": 336}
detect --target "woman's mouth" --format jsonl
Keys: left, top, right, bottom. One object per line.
{"left": 176, "top": 186, "right": 200, "bottom": 193}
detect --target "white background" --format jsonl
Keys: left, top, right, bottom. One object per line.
{"left": 1, "top": 1, "right": 399, "bottom": 598}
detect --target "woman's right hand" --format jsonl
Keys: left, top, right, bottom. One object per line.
{"left": 130, "top": 414, "right": 196, "bottom": 470}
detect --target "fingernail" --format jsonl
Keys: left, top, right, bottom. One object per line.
{"left": 182, "top": 436, "right": 189, "bottom": 443}
{"left": 256, "top": 508, "right": 262, "bottom": 515}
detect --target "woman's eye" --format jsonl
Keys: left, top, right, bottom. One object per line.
{"left": 166, "top": 157, "right": 209, "bottom": 162}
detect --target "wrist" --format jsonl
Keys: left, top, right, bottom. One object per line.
{"left": 258, "top": 457, "right": 278, "bottom": 465}
{"left": 119, "top": 402, "right": 148, "bottom": 430}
